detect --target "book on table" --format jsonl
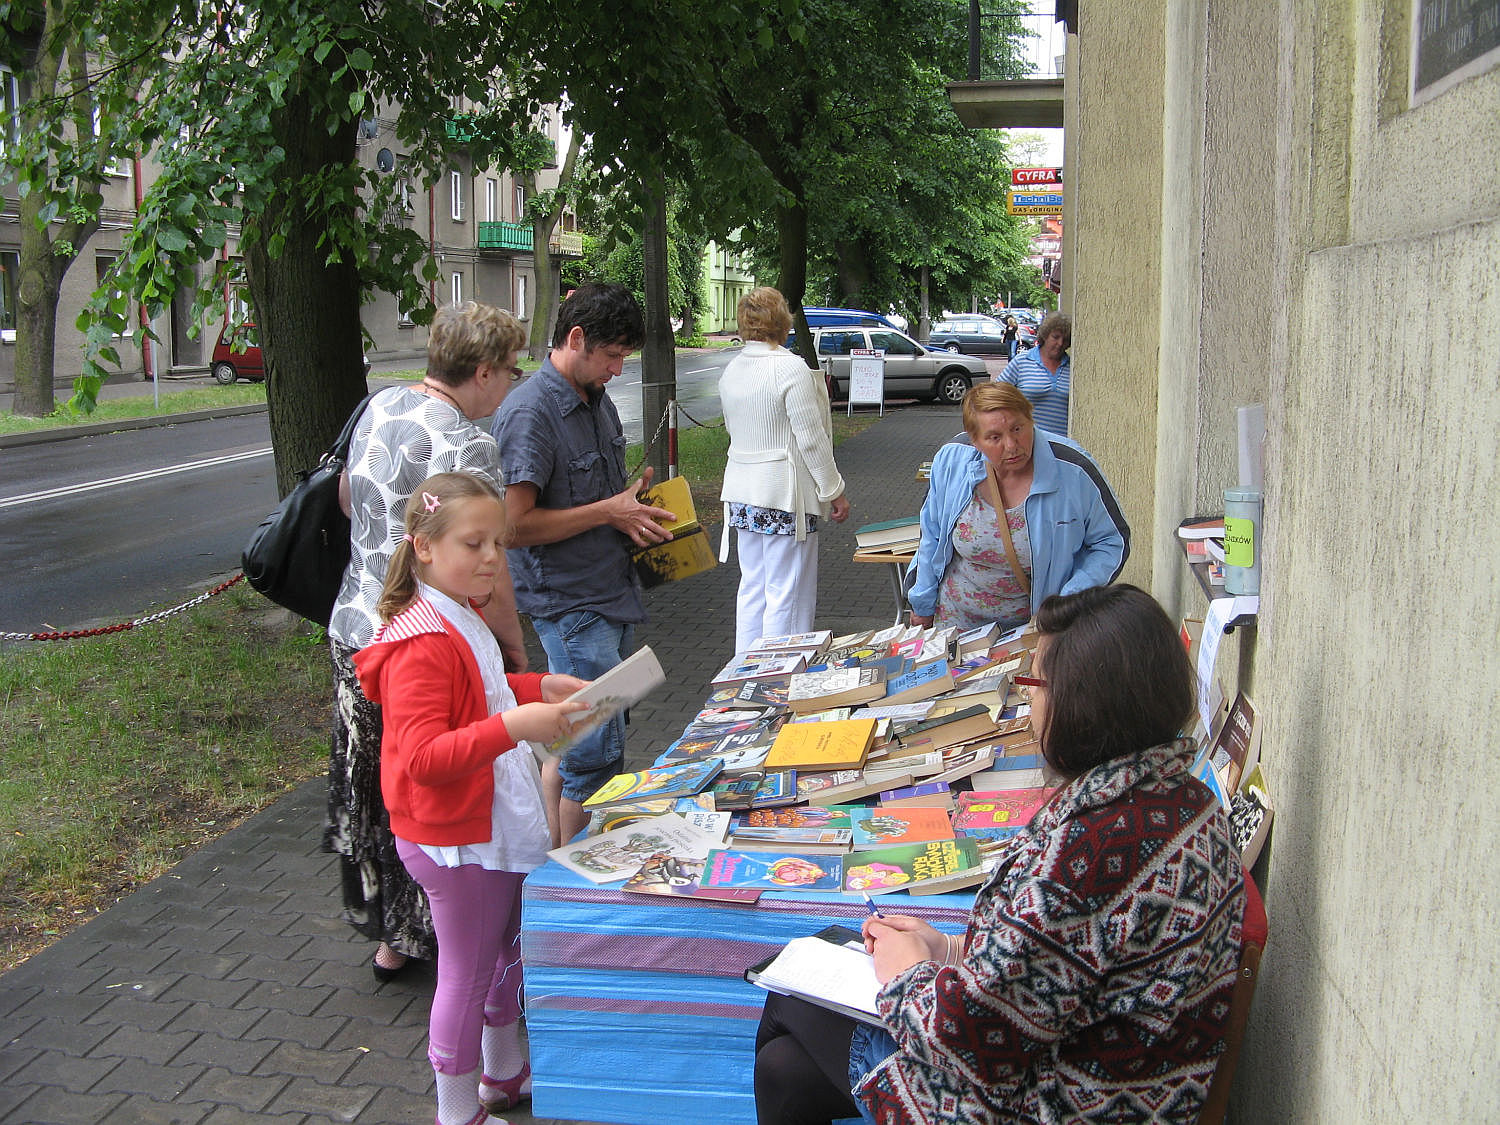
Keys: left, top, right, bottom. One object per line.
{"left": 853, "top": 517, "right": 921, "bottom": 552}
{"left": 744, "top": 630, "right": 833, "bottom": 659}
{"left": 785, "top": 666, "right": 888, "bottom": 713}
{"left": 800, "top": 768, "right": 914, "bottom": 807}
{"left": 699, "top": 848, "right": 846, "bottom": 892}
{"left": 763, "top": 715, "right": 878, "bottom": 770}
{"left": 880, "top": 660, "right": 956, "bottom": 707}
{"left": 547, "top": 645, "right": 667, "bottom": 753}
{"left": 727, "top": 825, "right": 854, "bottom": 854}
{"left": 632, "top": 475, "right": 718, "bottom": 588}
{"left": 548, "top": 812, "right": 725, "bottom": 884}
{"left": 745, "top": 925, "right": 885, "bottom": 1025}
{"left": 710, "top": 653, "right": 808, "bottom": 688}
{"left": 877, "top": 780, "right": 955, "bottom": 810}
{"left": 848, "top": 805, "right": 955, "bottom": 848}
{"left": 841, "top": 838, "right": 983, "bottom": 895}
{"left": 951, "top": 787, "right": 1053, "bottom": 843}
{"left": 621, "top": 853, "right": 763, "bottom": 904}
{"left": 581, "top": 757, "right": 726, "bottom": 809}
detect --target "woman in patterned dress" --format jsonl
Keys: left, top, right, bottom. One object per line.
{"left": 323, "top": 302, "right": 529, "bottom": 981}
{"left": 754, "top": 585, "right": 1246, "bottom": 1125}
{"left": 905, "top": 382, "right": 1128, "bottom": 634}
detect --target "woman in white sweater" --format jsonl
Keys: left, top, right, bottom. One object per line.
{"left": 719, "top": 287, "right": 850, "bottom": 653}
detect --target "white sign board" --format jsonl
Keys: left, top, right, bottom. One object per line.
{"left": 848, "top": 348, "right": 885, "bottom": 414}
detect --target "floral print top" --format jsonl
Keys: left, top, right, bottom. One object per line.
{"left": 934, "top": 494, "right": 1030, "bottom": 631}
{"left": 726, "top": 501, "right": 819, "bottom": 537}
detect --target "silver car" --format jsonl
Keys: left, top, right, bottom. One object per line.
{"left": 812, "top": 326, "right": 988, "bottom": 405}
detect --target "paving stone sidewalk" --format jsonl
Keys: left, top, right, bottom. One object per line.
{"left": 0, "top": 403, "right": 964, "bottom": 1125}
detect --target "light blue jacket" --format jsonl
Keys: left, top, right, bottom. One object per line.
{"left": 904, "top": 429, "right": 1130, "bottom": 618}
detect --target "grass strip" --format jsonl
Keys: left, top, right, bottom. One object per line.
{"left": 0, "top": 584, "right": 331, "bottom": 970}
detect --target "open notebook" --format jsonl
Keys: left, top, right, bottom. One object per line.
{"left": 745, "top": 924, "right": 884, "bottom": 1025}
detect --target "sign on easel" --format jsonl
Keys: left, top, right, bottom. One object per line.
{"left": 848, "top": 348, "right": 885, "bottom": 416}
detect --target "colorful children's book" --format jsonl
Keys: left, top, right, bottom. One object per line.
{"left": 841, "top": 839, "right": 983, "bottom": 895}
{"left": 548, "top": 812, "right": 724, "bottom": 884}
{"left": 734, "top": 804, "right": 863, "bottom": 830}
{"left": 952, "top": 788, "right": 1053, "bottom": 836}
{"left": 657, "top": 729, "right": 774, "bottom": 768}
{"left": 749, "top": 769, "right": 800, "bottom": 808}
{"left": 581, "top": 758, "right": 726, "bottom": 809}
{"left": 621, "top": 853, "right": 763, "bottom": 903}
{"left": 764, "top": 716, "right": 878, "bottom": 771}
{"left": 848, "top": 806, "right": 955, "bottom": 848}
{"left": 699, "top": 849, "right": 846, "bottom": 893}
{"left": 585, "top": 795, "right": 716, "bottom": 836}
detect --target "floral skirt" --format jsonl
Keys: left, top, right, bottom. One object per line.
{"left": 321, "top": 640, "right": 435, "bottom": 960}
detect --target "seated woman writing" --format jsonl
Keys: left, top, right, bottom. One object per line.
{"left": 905, "top": 383, "right": 1128, "bottom": 632}
{"left": 754, "top": 585, "right": 1246, "bottom": 1125}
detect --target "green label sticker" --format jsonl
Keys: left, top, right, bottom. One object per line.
{"left": 1224, "top": 516, "right": 1254, "bottom": 567}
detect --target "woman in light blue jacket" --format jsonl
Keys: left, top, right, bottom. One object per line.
{"left": 905, "top": 383, "right": 1128, "bottom": 630}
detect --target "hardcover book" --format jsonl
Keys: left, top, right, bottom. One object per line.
{"left": 547, "top": 645, "right": 667, "bottom": 753}
{"left": 764, "top": 716, "right": 878, "bottom": 771}
{"left": 785, "top": 667, "right": 888, "bottom": 713}
{"left": 581, "top": 758, "right": 726, "bottom": 809}
{"left": 621, "top": 853, "right": 763, "bottom": 904}
{"left": 699, "top": 849, "right": 846, "bottom": 892}
{"left": 632, "top": 475, "right": 717, "bottom": 588}
{"left": 848, "top": 806, "right": 955, "bottom": 848}
{"left": 841, "top": 838, "right": 983, "bottom": 894}
{"left": 853, "top": 517, "right": 921, "bottom": 551}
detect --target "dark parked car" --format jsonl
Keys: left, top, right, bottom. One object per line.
{"left": 812, "top": 326, "right": 988, "bottom": 404}
{"left": 211, "top": 322, "right": 264, "bottom": 384}
{"left": 930, "top": 316, "right": 1038, "bottom": 356}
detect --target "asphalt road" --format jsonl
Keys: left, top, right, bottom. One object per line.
{"left": 0, "top": 351, "right": 739, "bottom": 634}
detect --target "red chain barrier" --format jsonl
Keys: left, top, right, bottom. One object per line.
{"left": 1, "top": 573, "right": 247, "bottom": 642}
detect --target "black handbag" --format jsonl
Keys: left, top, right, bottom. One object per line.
{"left": 242, "top": 391, "right": 379, "bottom": 626}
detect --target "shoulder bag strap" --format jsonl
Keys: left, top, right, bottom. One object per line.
{"left": 985, "top": 461, "right": 1031, "bottom": 597}
{"left": 326, "top": 389, "right": 382, "bottom": 465}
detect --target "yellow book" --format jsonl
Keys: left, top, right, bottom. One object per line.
{"left": 633, "top": 475, "right": 717, "bottom": 588}
{"left": 764, "top": 716, "right": 878, "bottom": 772}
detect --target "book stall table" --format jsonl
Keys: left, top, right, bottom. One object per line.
{"left": 521, "top": 859, "right": 973, "bottom": 1125}
{"left": 850, "top": 547, "right": 916, "bottom": 625}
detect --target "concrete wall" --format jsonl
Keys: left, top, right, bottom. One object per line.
{"left": 1068, "top": 0, "right": 1500, "bottom": 1116}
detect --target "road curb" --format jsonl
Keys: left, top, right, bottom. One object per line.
{"left": 0, "top": 403, "right": 269, "bottom": 449}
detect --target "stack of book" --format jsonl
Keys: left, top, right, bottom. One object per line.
{"left": 852, "top": 517, "right": 920, "bottom": 555}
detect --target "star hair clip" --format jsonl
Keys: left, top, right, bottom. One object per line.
{"left": 421, "top": 492, "right": 442, "bottom": 513}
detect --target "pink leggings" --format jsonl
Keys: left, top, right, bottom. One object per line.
{"left": 396, "top": 839, "right": 526, "bottom": 1075}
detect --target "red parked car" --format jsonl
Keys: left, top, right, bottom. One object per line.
{"left": 211, "top": 322, "right": 264, "bottom": 384}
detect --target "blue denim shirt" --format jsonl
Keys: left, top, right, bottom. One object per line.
{"left": 491, "top": 358, "right": 645, "bottom": 624}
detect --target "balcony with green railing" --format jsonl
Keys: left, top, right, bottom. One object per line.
{"left": 478, "top": 221, "right": 532, "bottom": 252}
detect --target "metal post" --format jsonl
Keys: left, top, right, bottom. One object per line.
{"left": 968, "top": 0, "right": 981, "bottom": 80}
{"left": 667, "top": 399, "right": 679, "bottom": 480}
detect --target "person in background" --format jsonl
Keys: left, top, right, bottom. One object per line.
{"left": 754, "top": 584, "right": 1246, "bottom": 1125}
{"left": 718, "top": 286, "right": 850, "bottom": 654}
{"left": 905, "top": 382, "right": 1127, "bottom": 633}
{"left": 996, "top": 311, "right": 1070, "bottom": 435}
{"left": 356, "top": 471, "right": 589, "bottom": 1125}
{"left": 491, "top": 283, "right": 674, "bottom": 847}
{"left": 1001, "top": 315, "right": 1019, "bottom": 359}
{"left": 326, "top": 302, "right": 529, "bottom": 983}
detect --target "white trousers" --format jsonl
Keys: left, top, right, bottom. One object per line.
{"left": 735, "top": 530, "right": 820, "bottom": 654}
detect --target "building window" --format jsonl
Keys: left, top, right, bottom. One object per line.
{"left": 451, "top": 271, "right": 463, "bottom": 306}
{"left": 515, "top": 273, "right": 527, "bottom": 320}
{"left": 513, "top": 183, "right": 526, "bottom": 222}
{"left": 0, "top": 68, "right": 18, "bottom": 160}
{"left": 485, "top": 178, "right": 498, "bottom": 223}
{"left": 0, "top": 249, "right": 17, "bottom": 342}
{"left": 450, "top": 170, "right": 465, "bottom": 221}
{"left": 91, "top": 105, "right": 130, "bottom": 177}
{"left": 96, "top": 254, "right": 129, "bottom": 336}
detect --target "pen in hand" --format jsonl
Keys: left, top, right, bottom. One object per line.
{"left": 861, "top": 890, "right": 885, "bottom": 919}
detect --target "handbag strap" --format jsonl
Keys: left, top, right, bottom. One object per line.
{"left": 985, "top": 461, "right": 1031, "bottom": 597}
{"left": 324, "top": 389, "right": 382, "bottom": 465}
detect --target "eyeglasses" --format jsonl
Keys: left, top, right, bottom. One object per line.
{"left": 1013, "top": 674, "right": 1047, "bottom": 692}
{"left": 507, "top": 366, "right": 526, "bottom": 382}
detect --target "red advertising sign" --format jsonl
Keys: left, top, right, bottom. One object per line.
{"left": 1012, "top": 167, "right": 1062, "bottom": 186}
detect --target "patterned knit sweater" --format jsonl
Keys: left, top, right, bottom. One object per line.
{"left": 857, "top": 738, "right": 1244, "bottom": 1124}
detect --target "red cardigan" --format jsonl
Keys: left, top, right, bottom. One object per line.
{"left": 354, "top": 598, "right": 545, "bottom": 846}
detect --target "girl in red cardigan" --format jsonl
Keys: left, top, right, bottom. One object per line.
{"left": 355, "top": 472, "right": 588, "bottom": 1125}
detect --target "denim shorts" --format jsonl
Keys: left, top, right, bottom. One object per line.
{"left": 848, "top": 1023, "right": 898, "bottom": 1124}
{"left": 531, "top": 610, "right": 634, "bottom": 803}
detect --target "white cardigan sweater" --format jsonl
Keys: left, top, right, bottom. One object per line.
{"left": 718, "top": 341, "right": 846, "bottom": 551}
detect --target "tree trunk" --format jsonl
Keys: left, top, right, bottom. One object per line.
{"left": 527, "top": 132, "right": 582, "bottom": 361}
{"left": 833, "top": 238, "right": 869, "bottom": 308}
{"left": 640, "top": 183, "right": 676, "bottom": 482}
{"left": 778, "top": 199, "right": 817, "bottom": 369}
{"left": 12, "top": 189, "right": 64, "bottom": 417}
{"left": 244, "top": 77, "right": 367, "bottom": 497}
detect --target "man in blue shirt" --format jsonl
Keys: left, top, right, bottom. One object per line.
{"left": 996, "top": 313, "right": 1071, "bottom": 436}
{"left": 492, "top": 284, "right": 674, "bottom": 843}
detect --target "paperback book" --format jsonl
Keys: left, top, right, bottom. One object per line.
{"left": 785, "top": 666, "right": 888, "bottom": 713}
{"left": 764, "top": 716, "right": 878, "bottom": 771}
{"left": 952, "top": 788, "right": 1053, "bottom": 839}
{"left": 841, "top": 838, "right": 983, "bottom": 894}
{"left": 548, "top": 812, "right": 724, "bottom": 884}
{"left": 581, "top": 758, "right": 726, "bottom": 809}
{"left": 710, "top": 653, "right": 808, "bottom": 688}
{"left": 881, "top": 660, "right": 956, "bottom": 707}
{"left": 727, "top": 826, "right": 854, "bottom": 854}
{"left": 621, "top": 853, "right": 763, "bottom": 904}
{"left": 632, "top": 475, "right": 718, "bottom": 588}
{"left": 547, "top": 645, "right": 666, "bottom": 753}
{"left": 699, "top": 849, "right": 846, "bottom": 892}
{"left": 801, "top": 769, "right": 915, "bottom": 807}
{"left": 848, "top": 806, "right": 955, "bottom": 848}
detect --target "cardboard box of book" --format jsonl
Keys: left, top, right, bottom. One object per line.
{"left": 633, "top": 475, "right": 717, "bottom": 588}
